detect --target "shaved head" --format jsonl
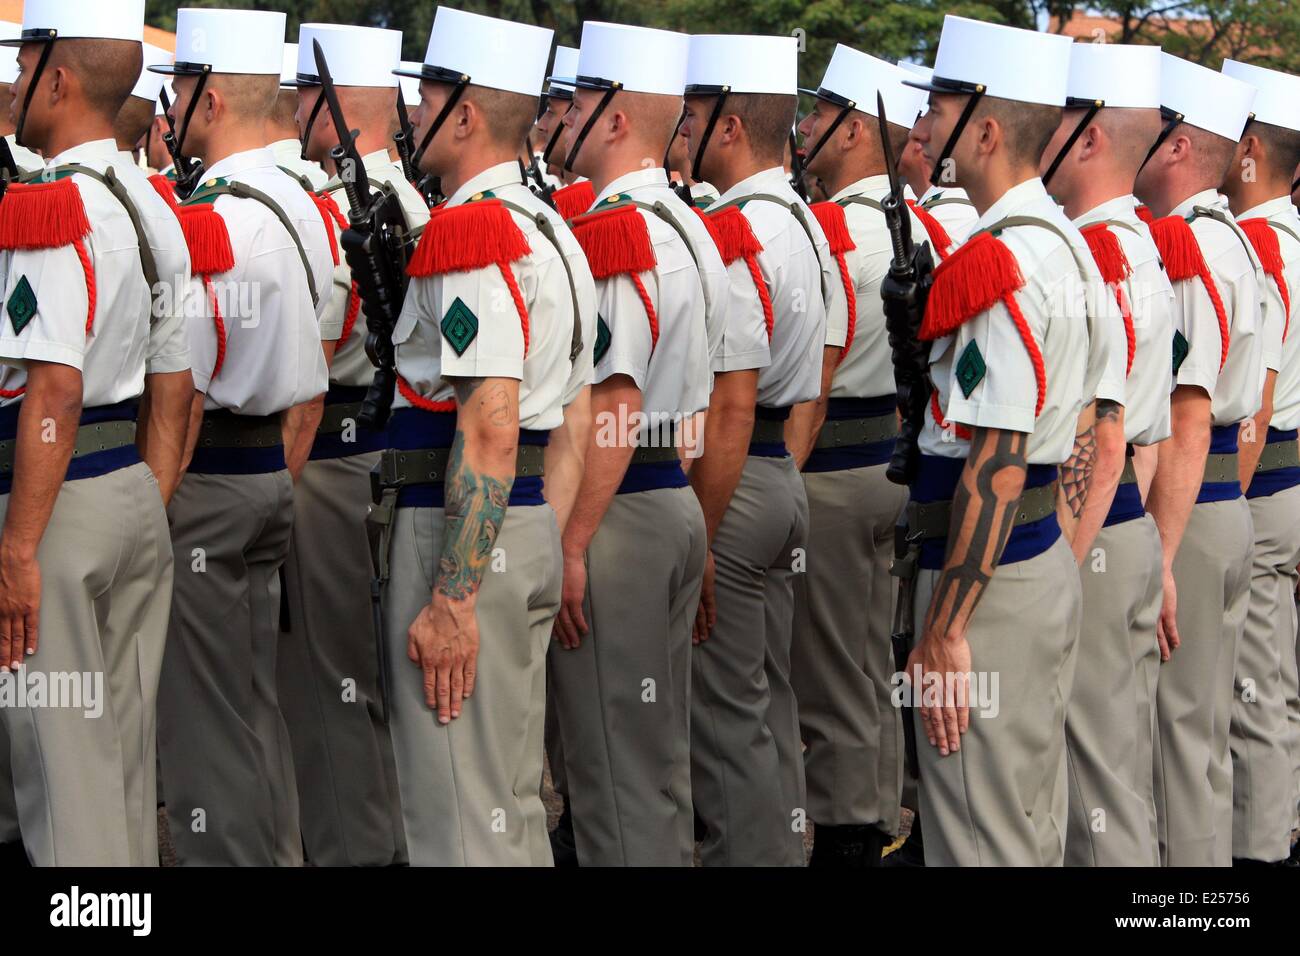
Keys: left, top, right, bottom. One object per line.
{"left": 114, "top": 95, "right": 155, "bottom": 150}
{"left": 51, "top": 38, "right": 142, "bottom": 118}
{"left": 728, "top": 93, "right": 797, "bottom": 164}
{"left": 210, "top": 73, "right": 279, "bottom": 122}
{"left": 469, "top": 84, "right": 540, "bottom": 150}
{"left": 1185, "top": 124, "right": 1238, "bottom": 184}
{"left": 616, "top": 90, "right": 683, "bottom": 158}
{"left": 977, "top": 96, "right": 1062, "bottom": 168}
{"left": 1094, "top": 107, "right": 1163, "bottom": 174}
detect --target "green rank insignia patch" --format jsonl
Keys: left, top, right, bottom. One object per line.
{"left": 1172, "top": 329, "right": 1189, "bottom": 375}
{"left": 7, "top": 276, "right": 37, "bottom": 334}
{"left": 956, "top": 340, "right": 986, "bottom": 398}
{"left": 594, "top": 316, "right": 611, "bottom": 364}
{"left": 441, "top": 297, "right": 479, "bottom": 356}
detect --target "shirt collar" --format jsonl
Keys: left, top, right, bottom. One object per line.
{"left": 830, "top": 174, "right": 891, "bottom": 203}
{"left": 362, "top": 150, "right": 393, "bottom": 172}
{"left": 205, "top": 148, "right": 278, "bottom": 181}
{"left": 714, "top": 166, "right": 789, "bottom": 206}
{"left": 972, "top": 177, "right": 1051, "bottom": 232}
{"left": 1074, "top": 194, "right": 1142, "bottom": 228}
{"left": 47, "top": 138, "right": 120, "bottom": 167}
{"left": 690, "top": 181, "right": 719, "bottom": 199}
{"left": 1170, "top": 188, "right": 1225, "bottom": 219}
{"left": 1237, "top": 194, "right": 1296, "bottom": 222}
{"left": 447, "top": 161, "right": 526, "bottom": 206}
{"left": 593, "top": 166, "right": 671, "bottom": 204}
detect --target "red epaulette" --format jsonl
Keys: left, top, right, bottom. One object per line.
{"left": 310, "top": 190, "right": 346, "bottom": 266}
{"left": 407, "top": 198, "right": 531, "bottom": 278}
{"left": 148, "top": 173, "right": 180, "bottom": 211}
{"left": 1148, "top": 214, "right": 1229, "bottom": 370}
{"left": 701, "top": 205, "right": 771, "bottom": 340}
{"left": 1079, "top": 222, "right": 1136, "bottom": 377}
{"left": 907, "top": 199, "right": 954, "bottom": 259}
{"left": 0, "top": 179, "right": 96, "bottom": 340}
{"left": 1238, "top": 217, "right": 1290, "bottom": 342}
{"left": 552, "top": 180, "right": 596, "bottom": 221}
{"left": 922, "top": 230, "right": 1045, "bottom": 418}
{"left": 572, "top": 203, "right": 660, "bottom": 348}
{"left": 1135, "top": 204, "right": 1154, "bottom": 224}
{"left": 811, "top": 201, "right": 857, "bottom": 361}
{"left": 174, "top": 205, "right": 235, "bottom": 380}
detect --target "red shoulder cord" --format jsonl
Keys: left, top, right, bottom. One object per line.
{"left": 1079, "top": 222, "right": 1136, "bottom": 377}
{"left": 0, "top": 180, "right": 96, "bottom": 398}
{"left": 572, "top": 203, "right": 660, "bottom": 347}
{"left": 696, "top": 205, "right": 771, "bottom": 339}
{"left": 1238, "top": 217, "right": 1291, "bottom": 343}
{"left": 809, "top": 201, "right": 857, "bottom": 362}
{"left": 313, "top": 190, "right": 363, "bottom": 348}
{"left": 1148, "top": 214, "right": 1230, "bottom": 370}
{"left": 173, "top": 204, "right": 237, "bottom": 380}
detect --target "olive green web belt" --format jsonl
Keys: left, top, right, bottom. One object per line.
{"left": 904, "top": 481, "right": 1059, "bottom": 541}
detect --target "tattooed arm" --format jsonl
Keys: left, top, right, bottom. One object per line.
{"left": 1056, "top": 400, "right": 1097, "bottom": 546}
{"left": 905, "top": 426, "right": 1027, "bottom": 756}
{"left": 406, "top": 375, "right": 519, "bottom": 724}
{"left": 1067, "top": 399, "right": 1126, "bottom": 564}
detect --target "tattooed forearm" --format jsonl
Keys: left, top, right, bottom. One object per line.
{"left": 923, "top": 427, "right": 1027, "bottom": 641}
{"left": 1061, "top": 426, "right": 1097, "bottom": 521}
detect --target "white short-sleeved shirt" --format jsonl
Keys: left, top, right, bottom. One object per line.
{"left": 827, "top": 174, "right": 925, "bottom": 399}
{"left": 268, "top": 139, "right": 329, "bottom": 191}
{"left": 319, "top": 150, "right": 431, "bottom": 388}
{"left": 919, "top": 185, "right": 979, "bottom": 246}
{"left": 1168, "top": 190, "right": 1264, "bottom": 427}
{"left": 0, "top": 139, "right": 188, "bottom": 407}
{"left": 1237, "top": 195, "right": 1300, "bottom": 431}
{"left": 391, "top": 161, "right": 575, "bottom": 432}
{"left": 186, "top": 148, "right": 333, "bottom": 414}
{"left": 1076, "top": 194, "right": 1175, "bottom": 445}
{"left": 713, "top": 166, "right": 837, "bottom": 408}
{"left": 919, "top": 178, "right": 1091, "bottom": 465}
{"left": 579, "top": 167, "right": 711, "bottom": 422}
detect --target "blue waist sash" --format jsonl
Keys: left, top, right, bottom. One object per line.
{"left": 1246, "top": 427, "right": 1300, "bottom": 500}
{"left": 309, "top": 383, "right": 389, "bottom": 461}
{"left": 749, "top": 404, "right": 791, "bottom": 458}
{"left": 0, "top": 399, "right": 141, "bottom": 494}
{"left": 805, "top": 394, "right": 897, "bottom": 473}
{"left": 1197, "top": 423, "right": 1242, "bottom": 504}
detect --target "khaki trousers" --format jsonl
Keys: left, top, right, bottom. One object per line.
{"left": 548, "top": 486, "right": 707, "bottom": 866}
{"left": 278, "top": 451, "right": 406, "bottom": 866}
{"left": 383, "top": 502, "right": 560, "bottom": 866}
{"left": 158, "top": 470, "right": 300, "bottom": 866}
{"left": 1066, "top": 515, "right": 1162, "bottom": 866}
{"left": 1154, "top": 496, "right": 1253, "bottom": 866}
{"left": 0, "top": 463, "right": 171, "bottom": 866}
{"left": 1230, "top": 485, "right": 1300, "bottom": 861}
{"left": 912, "top": 535, "right": 1082, "bottom": 866}
{"left": 692, "top": 454, "right": 809, "bottom": 866}
{"left": 791, "top": 463, "right": 906, "bottom": 833}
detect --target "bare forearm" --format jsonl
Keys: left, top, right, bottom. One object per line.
{"left": 921, "top": 427, "right": 1027, "bottom": 642}
{"left": 543, "top": 388, "right": 591, "bottom": 534}
{"left": 786, "top": 346, "right": 838, "bottom": 469}
{"left": 1057, "top": 400, "right": 1097, "bottom": 546}
{"left": 137, "top": 369, "right": 195, "bottom": 506}
{"left": 2, "top": 368, "right": 82, "bottom": 559}
{"left": 561, "top": 379, "right": 641, "bottom": 556}
{"left": 1148, "top": 390, "right": 1211, "bottom": 569}
{"left": 177, "top": 390, "right": 205, "bottom": 480}
{"left": 281, "top": 394, "right": 325, "bottom": 482}
{"left": 689, "top": 370, "right": 757, "bottom": 541}
{"left": 1237, "top": 371, "right": 1276, "bottom": 492}
{"left": 1071, "top": 402, "right": 1125, "bottom": 563}
{"left": 1132, "top": 442, "right": 1158, "bottom": 504}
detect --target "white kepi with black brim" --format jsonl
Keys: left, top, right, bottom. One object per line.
{"left": 393, "top": 7, "right": 553, "bottom": 172}
{"left": 799, "top": 44, "right": 930, "bottom": 171}
{"left": 292, "top": 24, "right": 404, "bottom": 158}
{"left": 1159, "top": 53, "right": 1256, "bottom": 143}
{"left": 131, "top": 42, "right": 171, "bottom": 106}
{"left": 684, "top": 33, "right": 799, "bottom": 182}
{"left": 901, "top": 14, "right": 1072, "bottom": 186}
{"left": 1043, "top": 42, "right": 1162, "bottom": 187}
{"left": 538, "top": 45, "right": 580, "bottom": 166}
{"left": 1, "top": 0, "right": 146, "bottom": 146}
{"left": 549, "top": 22, "right": 689, "bottom": 173}
{"left": 1220, "top": 59, "right": 1300, "bottom": 134}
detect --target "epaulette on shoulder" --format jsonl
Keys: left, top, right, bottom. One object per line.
{"left": 906, "top": 198, "right": 953, "bottom": 259}
{"left": 1146, "top": 214, "right": 1207, "bottom": 284}
{"left": 1239, "top": 217, "right": 1290, "bottom": 341}
{"left": 552, "top": 180, "right": 596, "bottom": 221}
{"left": 699, "top": 205, "right": 762, "bottom": 266}
{"left": 810, "top": 201, "right": 854, "bottom": 256}
{"left": 571, "top": 202, "right": 656, "bottom": 279}
{"left": 1078, "top": 222, "right": 1132, "bottom": 287}
{"left": 0, "top": 178, "right": 91, "bottom": 251}
{"left": 148, "top": 173, "right": 180, "bottom": 210}
{"left": 920, "top": 230, "right": 1025, "bottom": 341}
{"left": 406, "top": 197, "right": 531, "bottom": 278}
{"left": 174, "top": 204, "right": 234, "bottom": 276}
{"left": 1135, "top": 204, "right": 1154, "bottom": 224}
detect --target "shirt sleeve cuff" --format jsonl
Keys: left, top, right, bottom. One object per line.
{"left": 946, "top": 399, "right": 1035, "bottom": 435}
{"left": 0, "top": 340, "right": 85, "bottom": 371}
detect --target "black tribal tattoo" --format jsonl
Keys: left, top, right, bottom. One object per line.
{"left": 923, "top": 428, "right": 1028, "bottom": 640}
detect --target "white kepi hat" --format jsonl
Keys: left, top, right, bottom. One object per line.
{"left": 295, "top": 24, "right": 402, "bottom": 89}
{"left": 394, "top": 6, "right": 553, "bottom": 98}
{"left": 131, "top": 42, "right": 172, "bottom": 103}
{"left": 150, "top": 8, "right": 286, "bottom": 77}
{"left": 1160, "top": 52, "right": 1256, "bottom": 142}
{"left": 1220, "top": 58, "right": 1300, "bottom": 133}
{"left": 803, "top": 44, "right": 929, "bottom": 126}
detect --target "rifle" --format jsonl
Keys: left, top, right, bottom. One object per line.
{"left": 313, "top": 38, "right": 416, "bottom": 435}
{"left": 393, "top": 85, "right": 444, "bottom": 207}
{"left": 877, "top": 92, "right": 935, "bottom": 782}
{"left": 787, "top": 128, "right": 809, "bottom": 201}
{"left": 0, "top": 137, "right": 19, "bottom": 197}
{"left": 158, "top": 87, "right": 205, "bottom": 200}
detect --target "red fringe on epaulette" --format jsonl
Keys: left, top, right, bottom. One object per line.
{"left": 407, "top": 198, "right": 531, "bottom": 277}
{"left": 552, "top": 180, "right": 596, "bottom": 221}
{"left": 571, "top": 204, "right": 656, "bottom": 278}
{"left": 148, "top": 174, "right": 179, "bottom": 211}
{"left": 312, "top": 190, "right": 346, "bottom": 267}
{"left": 703, "top": 206, "right": 772, "bottom": 339}
{"left": 1080, "top": 223, "right": 1136, "bottom": 377}
{"left": 0, "top": 179, "right": 92, "bottom": 250}
{"left": 810, "top": 201, "right": 855, "bottom": 256}
{"left": 920, "top": 231, "right": 1024, "bottom": 341}
{"left": 1135, "top": 204, "right": 1154, "bottom": 224}
{"left": 907, "top": 199, "right": 953, "bottom": 259}
{"left": 175, "top": 205, "right": 235, "bottom": 276}
{"left": 1239, "top": 217, "right": 1291, "bottom": 342}
{"left": 1149, "top": 214, "right": 1230, "bottom": 370}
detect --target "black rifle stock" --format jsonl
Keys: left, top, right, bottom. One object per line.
{"left": 158, "top": 87, "right": 204, "bottom": 200}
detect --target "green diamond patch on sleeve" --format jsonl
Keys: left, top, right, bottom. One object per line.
{"left": 593, "top": 315, "right": 611, "bottom": 365}
{"left": 441, "top": 297, "right": 479, "bottom": 357}
{"left": 7, "top": 276, "right": 37, "bottom": 335}
{"left": 955, "top": 340, "right": 986, "bottom": 398}
{"left": 1172, "top": 329, "right": 1189, "bottom": 375}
